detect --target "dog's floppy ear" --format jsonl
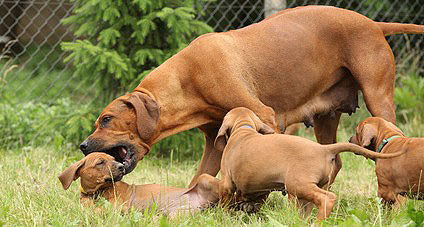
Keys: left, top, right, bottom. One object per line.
{"left": 360, "top": 124, "right": 377, "bottom": 147}
{"left": 258, "top": 122, "right": 275, "bottom": 135}
{"left": 125, "top": 92, "right": 160, "bottom": 142}
{"left": 252, "top": 113, "right": 275, "bottom": 135}
{"left": 214, "top": 121, "right": 231, "bottom": 151}
{"left": 58, "top": 159, "right": 85, "bottom": 190}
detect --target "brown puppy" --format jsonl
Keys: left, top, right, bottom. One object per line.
{"left": 350, "top": 117, "right": 424, "bottom": 207}
{"left": 215, "top": 108, "right": 406, "bottom": 221}
{"left": 79, "top": 6, "right": 424, "bottom": 187}
{"left": 58, "top": 153, "right": 219, "bottom": 216}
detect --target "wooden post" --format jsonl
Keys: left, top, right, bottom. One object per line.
{"left": 264, "top": 0, "right": 287, "bottom": 17}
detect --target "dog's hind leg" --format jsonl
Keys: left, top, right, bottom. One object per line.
{"left": 313, "top": 112, "right": 342, "bottom": 181}
{"left": 289, "top": 194, "right": 314, "bottom": 218}
{"left": 218, "top": 177, "right": 236, "bottom": 208}
{"left": 292, "top": 185, "right": 337, "bottom": 221}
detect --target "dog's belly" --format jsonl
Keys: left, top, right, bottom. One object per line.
{"left": 217, "top": 31, "right": 359, "bottom": 128}
{"left": 237, "top": 181, "right": 286, "bottom": 199}
{"left": 261, "top": 68, "right": 359, "bottom": 127}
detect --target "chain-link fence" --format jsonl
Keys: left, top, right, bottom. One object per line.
{"left": 0, "top": 0, "right": 423, "bottom": 148}
{"left": 197, "top": 0, "right": 424, "bottom": 57}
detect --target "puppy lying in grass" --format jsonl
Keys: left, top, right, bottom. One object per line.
{"left": 350, "top": 117, "right": 421, "bottom": 207}
{"left": 58, "top": 152, "right": 219, "bottom": 216}
{"left": 215, "top": 107, "right": 406, "bottom": 221}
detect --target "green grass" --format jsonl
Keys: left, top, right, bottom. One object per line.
{"left": 2, "top": 119, "right": 424, "bottom": 226}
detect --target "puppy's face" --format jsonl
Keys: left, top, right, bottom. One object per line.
{"left": 58, "top": 153, "right": 125, "bottom": 194}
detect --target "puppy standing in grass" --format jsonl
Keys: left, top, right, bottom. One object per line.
{"left": 350, "top": 117, "right": 423, "bottom": 207}
{"left": 215, "top": 107, "right": 407, "bottom": 221}
{"left": 58, "top": 153, "right": 219, "bottom": 216}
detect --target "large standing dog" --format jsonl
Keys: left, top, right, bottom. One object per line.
{"left": 79, "top": 6, "right": 424, "bottom": 186}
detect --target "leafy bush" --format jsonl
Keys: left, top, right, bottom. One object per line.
{"left": 62, "top": 0, "right": 213, "bottom": 95}
{"left": 0, "top": 98, "right": 99, "bottom": 150}
{"left": 395, "top": 72, "right": 424, "bottom": 122}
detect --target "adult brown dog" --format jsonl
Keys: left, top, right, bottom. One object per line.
{"left": 215, "top": 108, "right": 406, "bottom": 221}
{"left": 350, "top": 117, "right": 424, "bottom": 207}
{"left": 79, "top": 6, "right": 424, "bottom": 186}
{"left": 58, "top": 153, "right": 219, "bottom": 215}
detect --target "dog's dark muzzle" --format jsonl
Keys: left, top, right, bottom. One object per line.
{"left": 79, "top": 139, "right": 138, "bottom": 175}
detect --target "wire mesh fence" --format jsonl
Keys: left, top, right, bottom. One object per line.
{"left": 0, "top": 0, "right": 423, "bottom": 148}
{"left": 197, "top": 0, "right": 424, "bottom": 57}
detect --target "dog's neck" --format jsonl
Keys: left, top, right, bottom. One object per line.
{"left": 374, "top": 126, "right": 405, "bottom": 153}
{"left": 134, "top": 59, "right": 223, "bottom": 144}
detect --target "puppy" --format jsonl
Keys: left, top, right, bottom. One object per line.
{"left": 58, "top": 153, "right": 219, "bottom": 216}
{"left": 350, "top": 117, "right": 423, "bottom": 207}
{"left": 215, "top": 107, "right": 406, "bottom": 221}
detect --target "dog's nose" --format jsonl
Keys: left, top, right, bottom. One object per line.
{"left": 80, "top": 141, "right": 89, "bottom": 154}
{"left": 348, "top": 136, "right": 353, "bottom": 143}
{"left": 117, "top": 163, "right": 124, "bottom": 172}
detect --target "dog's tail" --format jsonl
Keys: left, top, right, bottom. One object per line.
{"left": 326, "top": 142, "right": 407, "bottom": 159}
{"left": 376, "top": 22, "right": 424, "bottom": 36}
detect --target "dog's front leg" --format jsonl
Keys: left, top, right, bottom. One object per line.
{"left": 189, "top": 125, "right": 221, "bottom": 187}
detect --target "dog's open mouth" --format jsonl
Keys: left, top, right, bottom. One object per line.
{"left": 102, "top": 145, "right": 136, "bottom": 174}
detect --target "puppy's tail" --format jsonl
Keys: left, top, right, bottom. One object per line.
{"left": 376, "top": 22, "right": 424, "bottom": 36}
{"left": 326, "top": 142, "right": 407, "bottom": 159}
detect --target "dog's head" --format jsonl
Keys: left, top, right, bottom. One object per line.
{"left": 350, "top": 117, "right": 404, "bottom": 151}
{"left": 58, "top": 153, "right": 125, "bottom": 194}
{"left": 214, "top": 107, "right": 275, "bottom": 151}
{"left": 79, "top": 92, "right": 160, "bottom": 174}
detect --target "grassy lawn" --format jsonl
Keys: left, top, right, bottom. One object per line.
{"left": 1, "top": 119, "right": 424, "bottom": 226}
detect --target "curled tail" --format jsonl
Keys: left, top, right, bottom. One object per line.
{"left": 376, "top": 22, "right": 424, "bottom": 36}
{"left": 325, "top": 142, "right": 407, "bottom": 159}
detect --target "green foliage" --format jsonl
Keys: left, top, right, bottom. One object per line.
{"left": 407, "top": 201, "right": 424, "bottom": 226}
{"left": 62, "top": 0, "right": 213, "bottom": 94}
{"left": 0, "top": 98, "right": 99, "bottom": 150}
{"left": 153, "top": 128, "right": 204, "bottom": 160}
{"left": 395, "top": 73, "right": 424, "bottom": 122}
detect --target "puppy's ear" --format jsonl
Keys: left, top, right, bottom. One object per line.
{"left": 360, "top": 124, "right": 377, "bottom": 147}
{"left": 214, "top": 122, "right": 231, "bottom": 151}
{"left": 125, "top": 92, "right": 160, "bottom": 142}
{"left": 258, "top": 122, "right": 275, "bottom": 135}
{"left": 252, "top": 114, "right": 275, "bottom": 135}
{"left": 58, "top": 159, "right": 85, "bottom": 190}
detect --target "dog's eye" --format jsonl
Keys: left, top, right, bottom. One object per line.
{"left": 96, "top": 160, "right": 104, "bottom": 166}
{"left": 102, "top": 116, "right": 112, "bottom": 125}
